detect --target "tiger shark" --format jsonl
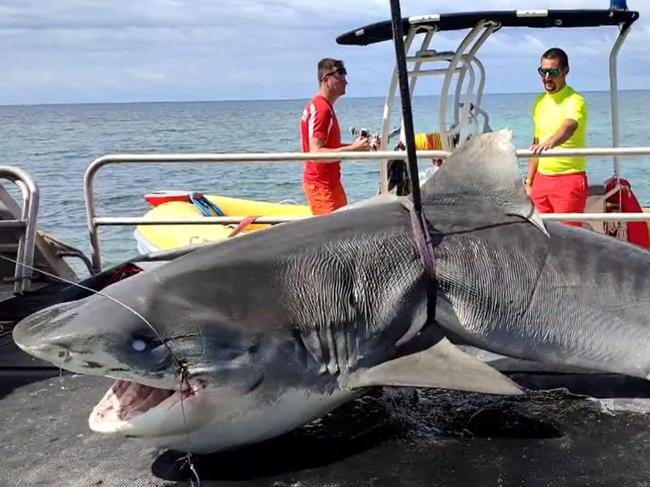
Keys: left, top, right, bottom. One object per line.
{"left": 12, "top": 130, "right": 650, "bottom": 453}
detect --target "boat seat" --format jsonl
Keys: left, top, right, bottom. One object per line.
{"left": 588, "top": 184, "right": 606, "bottom": 196}
{"left": 584, "top": 185, "right": 614, "bottom": 234}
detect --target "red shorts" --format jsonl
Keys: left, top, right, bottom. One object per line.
{"left": 303, "top": 181, "right": 348, "bottom": 216}
{"left": 530, "top": 172, "right": 588, "bottom": 227}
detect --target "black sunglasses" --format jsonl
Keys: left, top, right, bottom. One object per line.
{"left": 324, "top": 67, "right": 347, "bottom": 79}
{"left": 538, "top": 67, "right": 561, "bottom": 78}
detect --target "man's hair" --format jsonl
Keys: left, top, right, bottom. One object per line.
{"left": 318, "top": 58, "right": 344, "bottom": 82}
{"left": 541, "top": 47, "right": 569, "bottom": 69}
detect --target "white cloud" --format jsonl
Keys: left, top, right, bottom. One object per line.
{"left": 0, "top": 0, "right": 648, "bottom": 104}
{"left": 0, "top": 68, "right": 55, "bottom": 86}
{"left": 126, "top": 68, "right": 168, "bottom": 81}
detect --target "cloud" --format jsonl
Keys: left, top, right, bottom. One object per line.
{"left": 0, "top": 0, "right": 648, "bottom": 104}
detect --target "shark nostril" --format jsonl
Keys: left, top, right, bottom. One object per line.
{"left": 83, "top": 361, "right": 104, "bottom": 369}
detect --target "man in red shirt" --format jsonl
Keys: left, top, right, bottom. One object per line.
{"left": 300, "top": 58, "right": 370, "bottom": 215}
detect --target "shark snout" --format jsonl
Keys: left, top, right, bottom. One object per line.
{"left": 12, "top": 301, "right": 82, "bottom": 353}
{"left": 12, "top": 296, "right": 180, "bottom": 388}
{"left": 12, "top": 300, "right": 115, "bottom": 372}
{"left": 12, "top": 301, "right": 103, "bottom": 371}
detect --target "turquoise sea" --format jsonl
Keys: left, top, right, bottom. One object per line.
{"left": 1, "top": 91, "right": 649, "bottom": 273}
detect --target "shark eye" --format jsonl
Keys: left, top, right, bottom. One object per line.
{"left": 131, "top": 339, "right": 147, "bottom": 352}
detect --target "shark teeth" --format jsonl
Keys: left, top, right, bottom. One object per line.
{"left": 90, "top": 380, "right": 183, "bottom": 424}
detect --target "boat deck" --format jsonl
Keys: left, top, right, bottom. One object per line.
{"left": 2, "top": 339, "right": 650, "bottom": 487}
{"left": 0, "top": 284, "right": 12, "bottom": 303}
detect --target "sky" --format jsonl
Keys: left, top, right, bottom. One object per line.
{"left": 1, "top": 0, "right": 649, "bottom": 105}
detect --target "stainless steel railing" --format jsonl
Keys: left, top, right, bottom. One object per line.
{"left": 84, "top": 147, "right": 650, "bottom": 273}
{"left": 0, "top": 166, "right": 39, "bottom": 293}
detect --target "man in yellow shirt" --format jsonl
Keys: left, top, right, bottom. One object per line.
{"left": 526, "top": 48, "right": 588, "bottom": 227}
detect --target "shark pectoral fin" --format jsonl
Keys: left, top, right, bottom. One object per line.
{"left": 345, "top": 337, "right": 523, "bottom": 395}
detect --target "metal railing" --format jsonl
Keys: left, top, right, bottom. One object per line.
{"left": 84, "top": 147, "right": 650, "bottom": 273}
{"left": 0, "top": 166, "right": 39, "bottom": 293}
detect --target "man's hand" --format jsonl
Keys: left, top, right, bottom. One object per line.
{"left": 369, "top": 135, "right": 381, "bottom": 151}
{"left": 529, "top": 139, "right": 554, "bottom": 155}
{"left": 350, "top": 136, "right": 370, "bottom": 151}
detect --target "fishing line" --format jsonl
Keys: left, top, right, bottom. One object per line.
{"left": 0, "top": 253, "right": 200, "bottom": 479}
{"left": 0, "top": 254, "right": 178, "bottom": 357}
{"left": 179, "top": 364, "right": 201, "bottom": 487}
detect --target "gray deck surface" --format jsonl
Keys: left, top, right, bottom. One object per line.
{"left": 3, "top": 341, "right": 650, "bottom": 487}
{"left": 0, "top": 283, "right": 15, "bottom": 303}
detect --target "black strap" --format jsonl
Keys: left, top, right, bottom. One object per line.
{"left": 400, "top": 197, "right": 438, "bottom": 325}
{"left": 400, "top": 198, "right": 436, "bottom": 279}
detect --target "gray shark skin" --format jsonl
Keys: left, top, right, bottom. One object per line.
{"left": 12, "top": 130, "right": 650, "bottom": 454}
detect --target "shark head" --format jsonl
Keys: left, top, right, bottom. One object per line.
{"left": 15, "top": 266, "right": 354, "bottom": 452}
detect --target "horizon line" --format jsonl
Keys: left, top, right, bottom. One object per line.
{"left": 0, "top": 87, "right": 646, "bottom": 109}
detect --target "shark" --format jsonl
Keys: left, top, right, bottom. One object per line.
{"left": 12, "top": 130, "right": 650, "bottom": 453}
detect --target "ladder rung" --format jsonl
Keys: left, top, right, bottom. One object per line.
{"left": 0, "top": 220, "right": 26, "bottom": 229}
{"left": 0, "top": 243, "right": 20, "bottom": 252}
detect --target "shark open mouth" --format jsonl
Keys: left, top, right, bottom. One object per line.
{"left": 90, "top": 379, "right": 194, "bottom": 426}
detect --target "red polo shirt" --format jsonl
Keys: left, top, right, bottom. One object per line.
{"left": 300, "top": 94, "right": 342, "bottom": 186}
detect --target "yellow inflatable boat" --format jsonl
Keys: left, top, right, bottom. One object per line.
{"left": 134, "top": 192, "right": 312, "bottom": 253}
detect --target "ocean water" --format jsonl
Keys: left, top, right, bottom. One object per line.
{"left": 1, "top": 90, "right": 649, "bottom": 273}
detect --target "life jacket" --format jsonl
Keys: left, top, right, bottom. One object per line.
{"left": 603, "top": 177, "right": 650, "bottom": 249}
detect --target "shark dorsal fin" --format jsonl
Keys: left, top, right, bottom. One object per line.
{"left": 421, "top": 129, "right": 547, "bottom": 235}
{"left": 343, "top": 337, "right": 523, "bottom": 396}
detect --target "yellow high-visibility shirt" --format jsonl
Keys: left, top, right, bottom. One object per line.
{"left": 532, "top": 85, "right": 588, "bottom": 175}
{"left": 414, "top": 132, "right": 442, "bottom": 150}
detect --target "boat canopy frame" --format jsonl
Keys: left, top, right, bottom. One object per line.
{"left": 336, "top": 9, "right": 640, "bottom": 193}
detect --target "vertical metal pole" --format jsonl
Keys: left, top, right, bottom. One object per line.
{"left": 609, "top": 22, "right": 632, "bottom": 177}
{"left": 12, "top": 180, "right": 28, "bottom": 293}
{"left": 84, "top": 161, "right": 103, "bottom": 274}
{"left": 2, "top": 167, "right": 39, "bottom": 293}
{"left": 407, "top": 29, "right": 434, "bottom": 97}
{"left": 389, "top": 0, "right": 422, "bottom": 210}
{"left": 452, "top": 25, "right": 496, "bottom": 137}
{"left": 438, "top": 23, "right": 485, "bottom": 150}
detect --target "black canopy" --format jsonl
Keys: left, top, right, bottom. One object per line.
{"left": 336, "top": 9, "right": 639, "bottom": 46}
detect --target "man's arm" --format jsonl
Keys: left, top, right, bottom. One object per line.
{"left": 529, "top": 118, "right": 579, "bottom": 154}
{"left": 308, "top": 136, "right": 369, "bottom": 163}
